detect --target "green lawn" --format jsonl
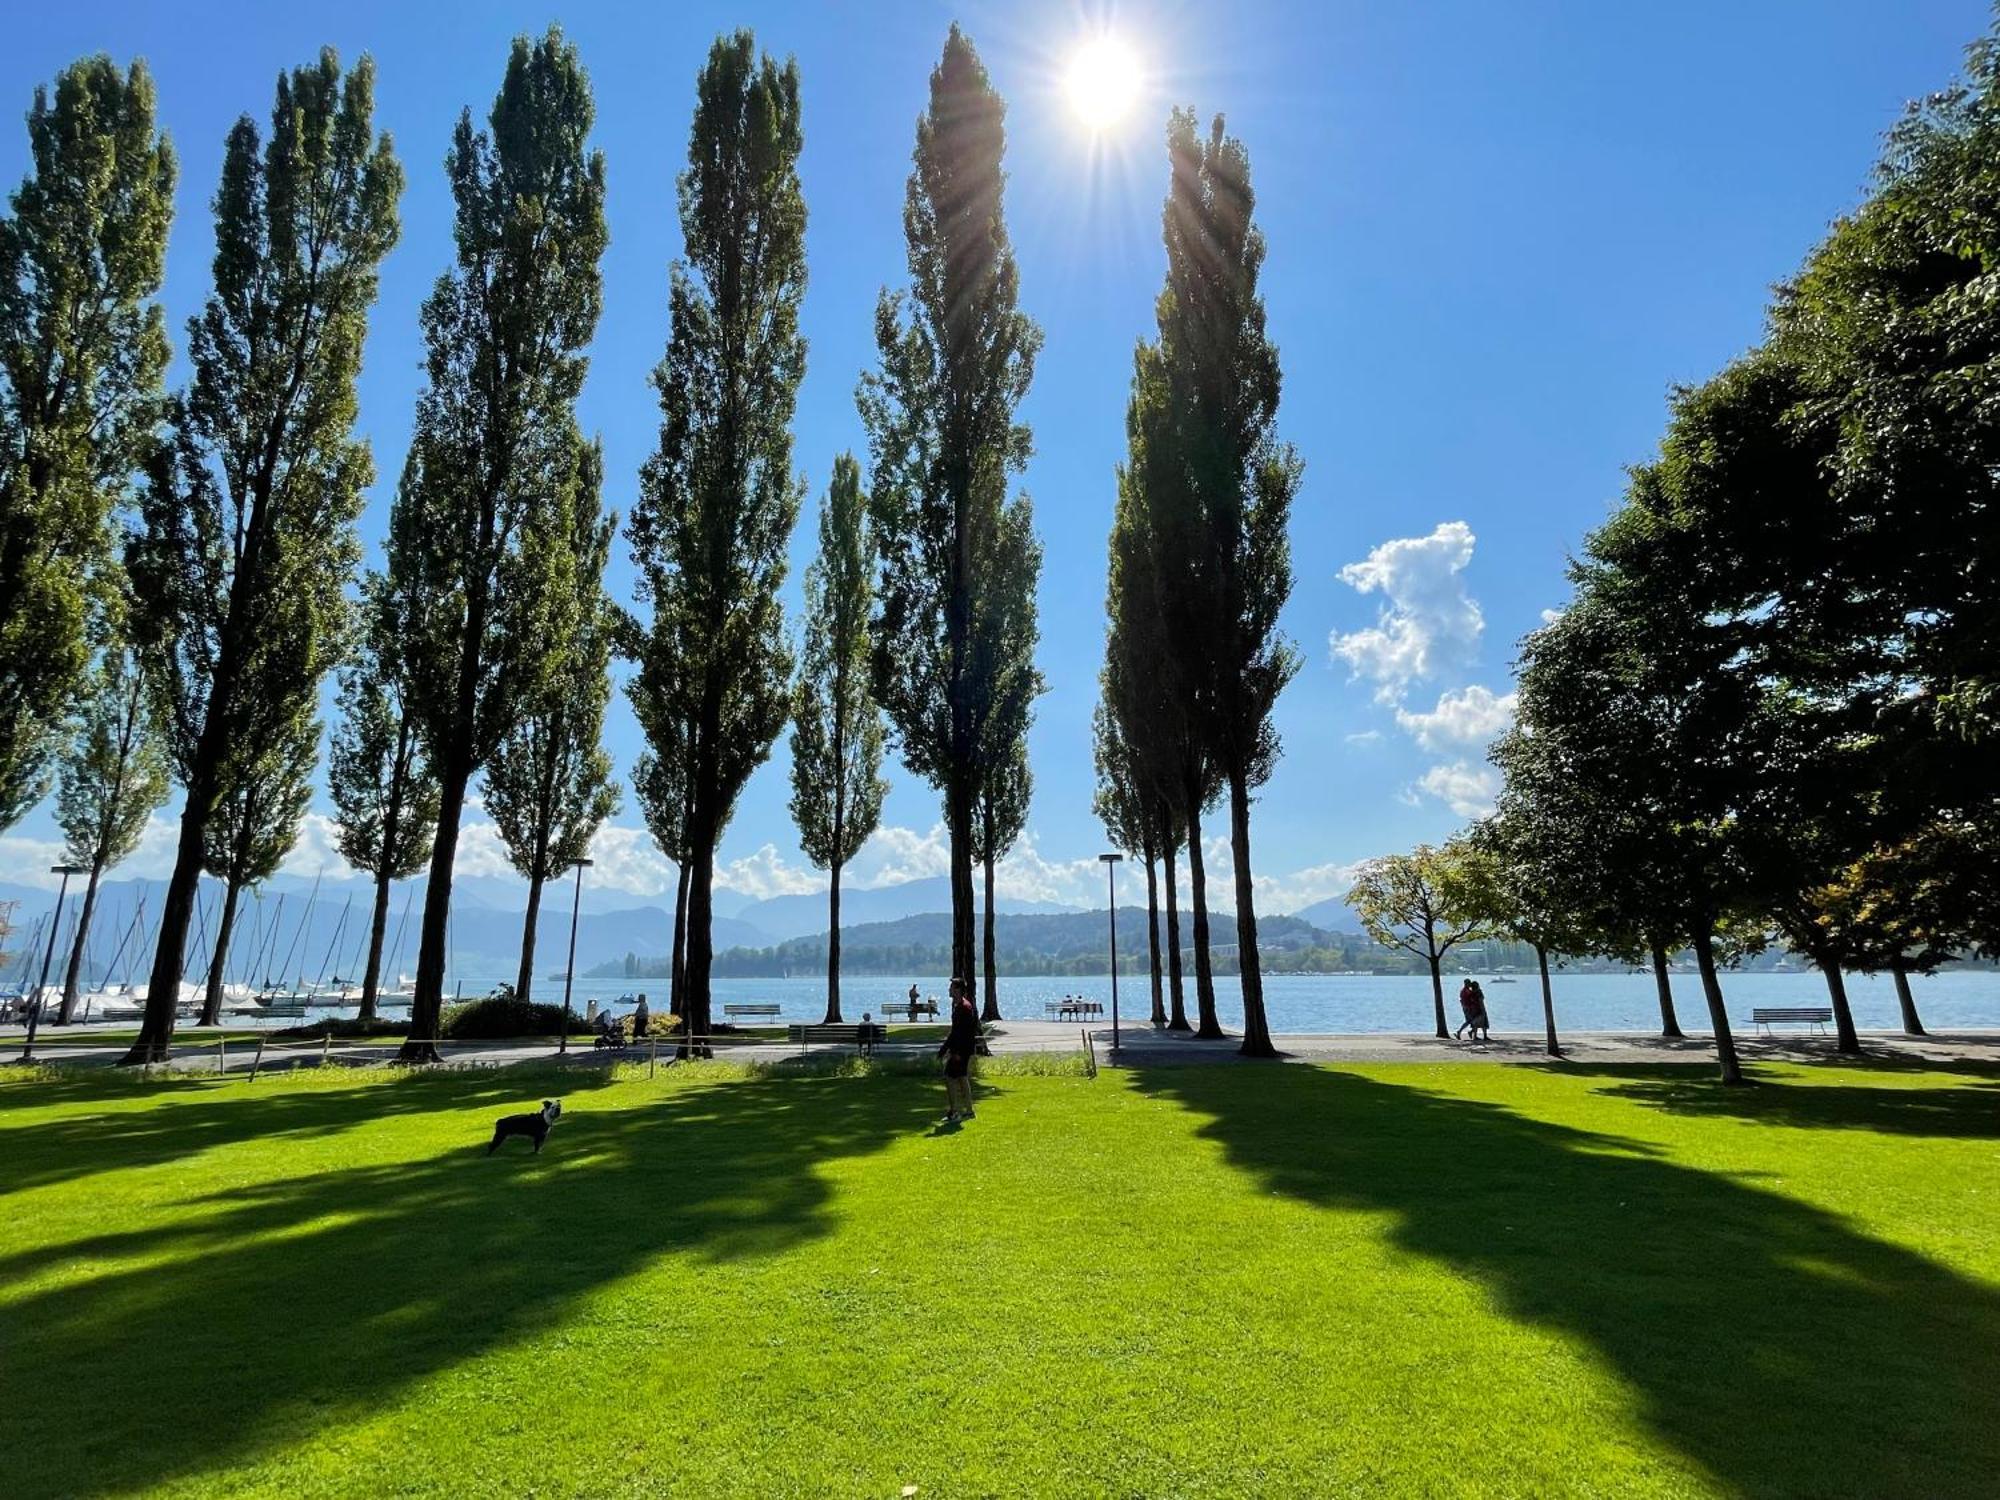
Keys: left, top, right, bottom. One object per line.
{"left": 1, "top": 1055, "right": 1996, "bottom": 1497}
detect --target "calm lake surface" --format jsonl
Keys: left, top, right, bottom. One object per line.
{"left": 390, "top": 968, "right": 2000, "bottom": 1035}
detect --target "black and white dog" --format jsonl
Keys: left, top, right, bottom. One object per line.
{"left": 487, "top": 1099, "right": 563, "bottom": 1155}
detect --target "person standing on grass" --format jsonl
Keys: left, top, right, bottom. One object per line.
{"left": 939, "top": 977, "right": 979, "bottom": 1121}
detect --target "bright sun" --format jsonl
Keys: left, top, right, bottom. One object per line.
{"left": 1065, "top": 35, "right": 1142, "bottom": 131}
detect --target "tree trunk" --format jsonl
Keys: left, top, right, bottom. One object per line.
{"left": 1162, "top": 827, "right": 1188, "bottom": 1031}
{"left": 359, "top": 867, "right": 392, "bottom": 1023}
{"left": 56, "top": 860, "right": 104, "bottom": 1025}
{"left": 516, "top": 870, "right": 545, "bottom": 1006}
{"left": 1818, "top": 953, "right": 1861, "bottom": 1054}
{"left": 1428, "top": 954, "right": 1448, "bottom": 1040}
{"left": 124, "top": 756, "right": 221, "bottom": 1064}
{"left": 1536, "top": 943, "right": 1560, "bottom": 1058}
{"left": 684, "top": 811, "right": 716, "bottom": 1058}
{"left": 823, "top": 859, "right": 843, "bottom": 1024}
{"left": 1185, "top": 768, "right": 1221, "bottom": 1037}
{"left": 1692, "top": 921, "right": 1745, "bottom": 1086}
{"left": 1649, "top": 940, "right": 1684, "bottom": 1038}
{"left": 1141, "top": 834, "right": 1164, "bottom": 1027}
{"left": 1890, "top": 957, "right": 1926, "bottom": 1037}
{"left": 981, "top": 843, "right": 1001, "bottom": 1022}
{"left": 670, "top": 857, "right": 690, "bottom": 1020}
{"left": 402, "top": 743, "right": 472, "bottom": 1065}
{"left": 1228, "top": 770, "right": 1275, "bottom": 1058}
{"left": 199, "top": 875, "right": 244, "bottom": 1028}
{"left": 947, "top": 770, "right": 976, "bottom": 991}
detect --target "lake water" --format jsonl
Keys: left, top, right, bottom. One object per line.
{"left": 369, "top": 967, "right": 2000, "bottom": 1035}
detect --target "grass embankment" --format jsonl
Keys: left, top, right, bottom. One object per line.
{"left": 1, "top": 1056, "right": 1996, "bottom": 1497}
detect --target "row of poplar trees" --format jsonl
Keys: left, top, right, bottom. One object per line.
{"left": 1093, "top": 111, "right": 1302, "bottom": 1061}
{"left": 0, "top": 25, "right": 1054, "bottom": 1062}
{"left": 1349, "top": 20, "right": 2000, "bottom": 1085}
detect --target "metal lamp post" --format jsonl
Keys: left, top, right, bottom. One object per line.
{"left": 559, "top": 857, "right": 592, "bottom": 1055}
{"left": 21, "top": 864, "right": 85, "bottom": 1063}
{"left": 1100, "top": 852, "right": 1123, "bottom": 1059}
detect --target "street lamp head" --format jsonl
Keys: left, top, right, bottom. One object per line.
{"left": 1099, "top": 852, "right": 1123, "bottom": 864}
{"left": 50, "top": 864, "right": 86, "bottom": 876}
{"left": 570, "top": 858, "right": 594, "bottom": 870}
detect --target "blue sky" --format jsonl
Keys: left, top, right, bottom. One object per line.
{"left": 2, "top": 0, "right": 1989, "bottom": 911}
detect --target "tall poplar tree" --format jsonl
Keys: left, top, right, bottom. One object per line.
{"left": 974, "top": 738, "right": 1032, "bottom": 1021}
{"left": 0, "top": 57, "right": 174, "bottom": 829}
{"left": 1092, "top": 699, "right": 1164, "bottom": 1028}
{"left": 1110, "top": 324, "right": 1219, "bottom": 1036}
{"left": 789, "top": 454, "right": 887, "bottom": 1024}
{"left": 859, "top": 25, "right": 1041, "bottom": 989}
{"left": 485, "top": 444, "right": 620, "bottom": 1005}
{"left": 632, "top": 738, "right": 694, "bottom": 1015}
{"left": 628, "top": 31, "right": 806, "bottom": 1049}
{"left": 1147, "top": 110, "right": 1300, "bottom": 1059}
{"left": 328, "top": 589, "right": 439, "bottom": 1021}
{"left": 968, "top": 491, "right": 1042, "bottom": 1020}
{"left": 123, "top": 52, "right": 400, "bottom": 1063}
{"left": 199, "top": 710, "right": 315, "bottom": 1025}
{"left": 387, "top": 29, "right": 606, "bottom": 1062}
{"left": 54, "top": 646, "right": 168, "bottom": 1022}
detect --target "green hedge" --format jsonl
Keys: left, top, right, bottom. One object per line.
{"left": 438, "top": 992, "right": 574, "bottom": 1039}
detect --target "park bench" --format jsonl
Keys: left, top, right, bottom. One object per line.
{"left": 1749, "top": 1007, "right": 1833, "bottom": 1036}
{"left": 1044, "top": 999, "right": 1104, "bottom": 1021}
{"left": 786, "top": 1022, "right": 882, "bottom": 1054}
{"left": 723, "top": 1004, "right": 782, "bottom": 1021}
{"left": 880, "top": 1000, "right": 938, "bottom": 1021}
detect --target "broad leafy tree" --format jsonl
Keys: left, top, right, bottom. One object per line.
{"left": 328, "top": 589, "right": 440, "bottom": 1021}
{"left": 386, "top": 28, "right": 606, "bottom": 1061}
{"left": 124, "top": 52, "right": 400, "bottom": 1063}
{"left": 789, "top": 454, "right": 887, "bottom": 1024}
{"left": 1347, "top": 842, "right": 1497, "bottom": 1040}
{"left": 859, "top": 25, "right": 1041, "bottom": 990}
{"left": 629, "top": 31, "right": 806, "bottom": 1049}
{"left": 485, "top": 443, "right": 620, "bottom": 1005}
{"left": 198, "top": 710, "right": 315, "bottom": 1025}
{"left": 0, "top": 57, "right": 174, "bottom": 829}
{"left": 54, "top": 646, "right": 168, "bottom": 1021}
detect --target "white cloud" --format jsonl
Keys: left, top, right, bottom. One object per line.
{"left": 1411, "top": 760, "right": 1502, "bottom": 819}
{"left": 1394, "top": 684, "right": 1517, "bottom": 754}
{"left": 712, "top": 843, "right": 826, "bottom": 901}
{"left": 1344, "top": 729, "right": 1383, "bottom": 746}
{"left": 1330, "top": 521, "right": 1484, "bottom": 701}
{"left": 1540, "top": 607, "right": 1564, "bottom": 626}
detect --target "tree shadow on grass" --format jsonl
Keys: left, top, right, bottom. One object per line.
{"left": 0, "top": 1071, "right": 937, "bottom": 1498}
{"left": 1558, "top": 1063, "right": 2000, "bottom": 1138}
{"left": 1130, "top": 1065, "right": 2000, "bottom": 1499}
{"left": 0, "top": 1067, "right": 625, "bottom": 1197}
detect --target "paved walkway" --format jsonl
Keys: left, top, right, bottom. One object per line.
{"left": 6, "top": 1018, "right": 1998, "bottom": 1075}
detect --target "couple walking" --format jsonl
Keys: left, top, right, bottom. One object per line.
{"left": 1455, "top": 978, "right": 1492, "bottom": 1042}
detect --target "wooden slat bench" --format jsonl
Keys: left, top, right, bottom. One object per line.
{"left": 1749, "top": 1007, "right": 1833, "bottom": 1036}
{"left": 879, "top": 1001, "right": 938, "bottom": 1021}
{"left": 786, "top": 1023, "right": 884, "bottom": 1054}
{"left": 723, "top": 1003, "right": 782, "bottom": 1020}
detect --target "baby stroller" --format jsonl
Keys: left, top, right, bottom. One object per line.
{"left": 592, "top": 1013, "right": 630, "bottom": 1050}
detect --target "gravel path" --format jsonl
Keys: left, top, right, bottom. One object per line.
{"left": 7, "top": 1018, "right": 1998, "bottom": 1075}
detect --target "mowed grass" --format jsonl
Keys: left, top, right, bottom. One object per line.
{"left": 1, "top": 1055, "right": 1997, "bottom": 1498}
